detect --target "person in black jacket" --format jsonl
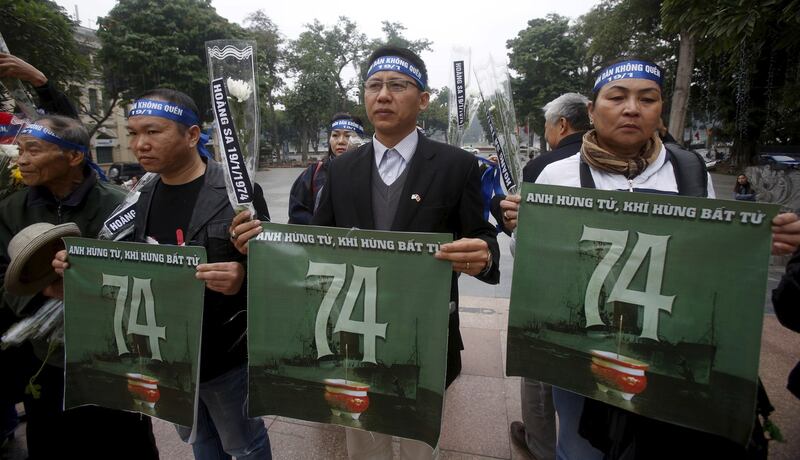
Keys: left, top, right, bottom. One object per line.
{"left": 734, "top": 174, "right": 757, "bottom": 201}
{"left": 125, "top": 88, "right": 272, "bottom": 458}
{"left": 233, "top": 45, "right": 499, "bottom": 460}
{"left": 0, "top": 53, "right": 79, "bottom": 119}
{"left": 773, "top": 248, "right": 800, "bottom": 398}
{"left": 0, "top": 52, "right": 82, "bottom": 451}
{"left": 319, "top": 44, "right": 500, "bottom": 460}
{"left": 4, "top": 115, "right": 158, "bottom": 459}
{"left": 287, "top": 113, "right": 365, "bottom": 224}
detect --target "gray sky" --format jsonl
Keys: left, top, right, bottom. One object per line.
{"left": 57, "top": 0, "right": 598, "bottom": 89}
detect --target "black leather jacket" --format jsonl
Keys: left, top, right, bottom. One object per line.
{"left": 132, "top": 160, "right": 269, "bottom": 381}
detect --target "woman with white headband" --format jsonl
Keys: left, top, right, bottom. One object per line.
{"left": 288, "top": 112, "right": 365, "bottom": 224}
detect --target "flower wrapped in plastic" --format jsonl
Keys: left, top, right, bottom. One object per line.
{"left": 96, "top": 172, "right": 160, "bottom": 241}
{"left": 1, "top": 298, "right": 63, "bottom": 349}
{"left": 474, "top": 56, "right": 523, "bottom": 195}
{"left": 446, "top": 47, "right": 479, "bottom": 148}
{"left": 0, "top": 127, "right": 24, "bottom": 201}
{"left": 206, "top": 40, "right": 259, "bottom": 215}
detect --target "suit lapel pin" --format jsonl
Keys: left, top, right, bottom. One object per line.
{"left": 411, "top": 193, "right": 421, "bottom": 203}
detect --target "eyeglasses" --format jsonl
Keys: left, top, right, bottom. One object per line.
{"left": 364, "top": 79, "right": 419, "bottom": 93}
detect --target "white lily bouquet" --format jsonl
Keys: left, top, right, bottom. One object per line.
{"left": 474, "top": 57, "right": 523, "bottom": 194}
{"left": 206, "top": 40, "right": 259, "bottom": 215}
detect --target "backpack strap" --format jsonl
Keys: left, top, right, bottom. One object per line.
{"left": 579, "top": 159, "right": 597, "bottom": 189}
{"left": 309, "top": 160, "right": 324, "bottom": 198}
{"left": 664, "top": 143, "right": 708, "bottom": 197}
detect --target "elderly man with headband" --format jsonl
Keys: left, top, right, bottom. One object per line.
{"left": 499, "top": 57, "right": 800, "bottom": 460}
{"left": 55, "top": 88, "right": 273, "bottom": 459}
{"left": 288, "top": 112, "right": 366, "bottom": 224}
{"left": 0, "top": 114, "right": 159, "bottom": 459}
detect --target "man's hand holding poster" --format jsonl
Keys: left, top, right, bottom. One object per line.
{"left": 248, "top": 223, "right": 451, "bottom": 448}
{"left": 507, "top": 183, "right": 780, "bottom": 445}
{"left": 63, "top": 238, "right": 206, "bottom": 427}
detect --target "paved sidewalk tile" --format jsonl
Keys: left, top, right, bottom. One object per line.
{"left": 461, "top": 327, "right": 504, "bottom": 378}
{"left": 440, "top": 450, "right": 508, "bottom": 459}
{"left": 459, "top": 296, "right": 510, "bottom": 331}
{"left": 268, "top": 419, "right": 348, "bottom": 459}
{"left": 439, "top": 374, "right": 512, "bottom": 459}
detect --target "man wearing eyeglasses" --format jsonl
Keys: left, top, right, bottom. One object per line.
{"left": 312, "top": 46, "right": 501, "bottom": 459}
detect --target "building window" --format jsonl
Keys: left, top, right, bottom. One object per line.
{"left": 89, "top": 88, "right": 99, "bottom": 115}
{"left": 102, "top": 91, "right": 111, "bottom": 112}
{"left": 67, "top": 85, "right": 81, "bottom": 110}
{"left": 95, "top": 146, "right": 113, "bottom": 164}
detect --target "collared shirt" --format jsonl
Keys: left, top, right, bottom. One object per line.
{"left": 372, "top": 128, "right": 419, "bottom": 177}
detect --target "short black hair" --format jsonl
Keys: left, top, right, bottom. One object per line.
{"left": 37, "top": 114, "right": 90, "bottom": 159}
{"left": 365, "top": 46, "right": 428, "bottom": 90}
{"left": 134, "top": 88, "right": 200, "bottom": 133}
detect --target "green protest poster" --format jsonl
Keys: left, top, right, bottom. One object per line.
{"left": 248, "top": 223, "right": 452, "bottom": 448}
{"left": 507, "top": 183, "right": 780, "bottom": 445}
{"left": 63, "top": 238, "right": 206, "bottom": 427}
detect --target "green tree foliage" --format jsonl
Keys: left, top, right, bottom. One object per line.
{"left": 244, "top": 10, "right": 283, "bottom": 156}
{"left": 287, "top": 17, "right": 367, "bottom": 110}
{"left": 283, "top": 72, "right": 338, "bottom": 160}
{"left": 579, "top": 0, "right": 676, "bottom": 72}
{"left": 662, "top": 0, "right": 800, "bottom": 162}
{"left": 418, "top": 87, "right": 449, "bottom": 139}
{"left": 576, "top": 0, "right": 680, "bottom": 137}
{"left": 0, "top": 0, "right": 88, "bottom": 87}
{"left": 476, "top": 99, "right": 493, "bottom": 144}
{"left": 506, "top": 14, "right": 585, "bottom": 150}
{"left": 97, "top": 0, "right": 245, "bottom": 117}
{"left": 283, "top": 18, "right": 367, "bottom": 159}
{"left": 245, "top": 10, "right": 282, "bottom": 105}
{"left": 282, "top": 17, "right": 371, "bottom": 158}
{"left": 366, "top": 21, "right": 433, "bottom": 57}
{"left": 283, "top": 18, "right": 433, "bottom": 154}
{"left": 507, "top": 0, "right": 799, "bottom": 163}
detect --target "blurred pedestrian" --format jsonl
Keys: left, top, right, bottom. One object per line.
{"left": 288, "top": 113, "right": 365, "bottom": 224}
{"left": 734, "top": 174, "right": 756, "bottom": 201}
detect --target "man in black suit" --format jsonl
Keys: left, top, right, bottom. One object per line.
{"left": 230, "top": 45, "right": 500, "bottom": 459}
{"left": 494, "top": 93, "right": 590, "bottom": 235}
{"left": 316, "top": 45, "right": 500, "bottom": 459}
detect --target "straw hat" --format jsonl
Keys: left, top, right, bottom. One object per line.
{"left": 4, "top": 222, "right": 81, "bottom": 295}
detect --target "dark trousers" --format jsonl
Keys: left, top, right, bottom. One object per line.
{"left": 22, "top": 361, "right": 159, "bottom": 460}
